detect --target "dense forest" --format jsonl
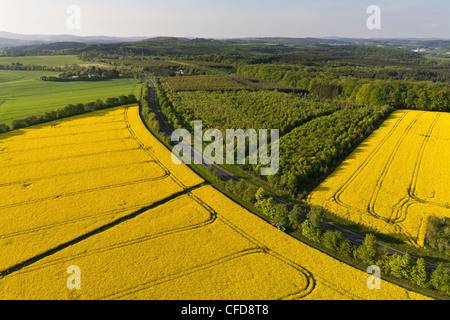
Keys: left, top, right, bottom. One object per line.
{"left": 236, "top": 64, "right": 450, "bottom": 111}
{"left": 275, "top": 105, "right": 393, "bottom": 195}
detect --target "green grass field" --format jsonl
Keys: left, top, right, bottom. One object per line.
{"left": 0, "top": 70, "right": 142, "bottom": 125}
{"left": 0, "top": 55, "right": 86, "bottom": 66}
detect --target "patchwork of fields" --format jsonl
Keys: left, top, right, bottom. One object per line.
{"left": 309, "top": 110, "right": 450, "bottom": 247}
{"left": 0, "top": 70, "right": 140, "bottom": 125}
{"left": 0, "top": 105, "right": 426, "bottom": 299}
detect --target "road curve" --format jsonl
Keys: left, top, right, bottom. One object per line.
{"left": 141, "top": 73, "right": 239, "bottom": 183}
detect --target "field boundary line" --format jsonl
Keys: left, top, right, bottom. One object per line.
{"left": 2, "top": 192, "right": 216, "bottom": 277}
{"left": 0, "top": 183, "right": 205, "bottom": 279}
{"left": 0, "top": 202, "right": 150, "bottom": 241}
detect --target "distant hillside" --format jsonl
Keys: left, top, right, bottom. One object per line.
{"left": 0, "top": 31, "right": 147, "bottom": 49}
{"left": 227, "top": 37, "right": 450, "bottom": 49}
{"left": 1, "top": 33, "right": 449, "bottom": 56}
{"left": 1, "top": 42, "right": 87, "bottom": 54}
{"left": 0, "top": 37, "right": 42, "bottom": 49}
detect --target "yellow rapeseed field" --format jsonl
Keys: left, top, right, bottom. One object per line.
{"left": 308, "top": 110, "right": 450, "bottom": 247}
{"left": 0, "top": 105, "right": 429, "bottom": 299}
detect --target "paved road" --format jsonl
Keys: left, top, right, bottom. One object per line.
{"left": 139, "top": 74, "right": 445, "bottom": 272}
{"left": 141, "top": 74, "right": 240, "bottom": 183}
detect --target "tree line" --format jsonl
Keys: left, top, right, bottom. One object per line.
{"left": 254, "top": 190, "right": 450, "bottom": 296}
{"left": 237, "top": 64, "right": 450, "bottom": 112}
{"left": 426, "top": 217, "right": 450, "bottom": 250}
{"left": 0, "top": 62, "right": 65, "bottom": 72}
{"left": 0, "top": 95, "right": 137, "bottom": 132}
{"left": 266, "top": 105, "right": 393, "bottom": 197}
{"left": 40, "top": 67, "right": 121, "bottom": 82}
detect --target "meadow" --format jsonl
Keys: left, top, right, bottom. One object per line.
{"left": 308, "top": 110, "right": 450, "bottom": 247}
{"left": 0, "top": 105, "right": 428, "bottom": 299}
{"left": 0, "top": 70, "right": 141, "bottom": 125}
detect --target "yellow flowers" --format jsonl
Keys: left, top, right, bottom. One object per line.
{"left": 309, "top": 110, "right": 450, "bottom": 247}
{"left": 0, "top": 106, "right": 428, "bottom": 299}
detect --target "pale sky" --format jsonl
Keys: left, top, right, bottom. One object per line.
{"left": 0, "top": 0, "right": 449, "bottom": 39}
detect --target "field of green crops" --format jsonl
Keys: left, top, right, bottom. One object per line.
{"left": 0, "top": 70, "right": 141, "bottom": 125}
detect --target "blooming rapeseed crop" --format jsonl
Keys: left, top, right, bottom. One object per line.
{"left": 0, "top": 106, "right": 429, "bottom": 299}
{"left": 309, "top": 110, "right": 450, "bottom": 247}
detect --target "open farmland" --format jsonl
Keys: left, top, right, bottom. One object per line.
{"left": 308, "top": 110, "right": 450, "bottom": 247}
{"left": 0, "top": 105, "right": 427, "bottom": 300}
{"left": 0, "top": 70, "right": 140, "bottom": 125}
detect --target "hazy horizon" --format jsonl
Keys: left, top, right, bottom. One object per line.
{"left": 1, "top": 30, "right": 450, "bottom": 41}
{"left": 0, "top": 0, "right": 449, "bottom": 39}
